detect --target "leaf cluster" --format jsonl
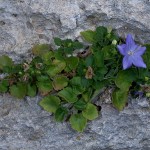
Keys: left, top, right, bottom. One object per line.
{"left": 0, "top": 26, "right": 150, "bottom": 132}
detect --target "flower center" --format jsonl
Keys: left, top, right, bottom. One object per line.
{"left": 127, "top": 50, "right": 134, "bottom": 55}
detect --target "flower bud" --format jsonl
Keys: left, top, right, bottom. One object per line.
{"left": 66, "top": 54, "right": 72, "bottom": 57}
{"left": 145, "top": 77, "right": 149, "bottom": 81}
{"left": 112, "top": 40, "right": 117, "bottom": 45}
{"left": 19, "top": 72, "right": 22, "bottom": 75}
{"left": 146, "top": 93, "right": 150, "bottom": 97}
{"left": 72, "top": 53, "right": 77, "bottom": 57}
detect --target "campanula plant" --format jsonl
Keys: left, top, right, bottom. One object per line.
{"left": 0, "top": 26, "right": 150, "bottom": 132}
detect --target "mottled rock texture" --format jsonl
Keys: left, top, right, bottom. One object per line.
{"left": 0, "top": 0, "right": 150, "bottom": 149}
{"left": 0, "top": 95, "right": 150, "bottom": 150}
{"left": 1, "top": 0, "right": 150, "bottom": 60}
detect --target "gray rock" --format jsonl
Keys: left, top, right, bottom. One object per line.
{"left": 0, "top": 95, "right": 150, "bottom": 150}
{"left": 1, "top": 0, "right": 150, "bottom": 60}
{"left": 0, "top": 0, "right": 150, "bottom": 149}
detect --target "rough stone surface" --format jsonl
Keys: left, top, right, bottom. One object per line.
{"left": 0, "top": 0, "right": 150, "bottom": 149}
{"left": 1, "top": 0, "right": 150, "bottom": 60}
{"left": 0, "top": 95, "right": 150, "bottom": 150}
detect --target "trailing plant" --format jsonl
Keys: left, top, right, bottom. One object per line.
{"left": 0, "top": 26, "right": 150, "bottom": 132}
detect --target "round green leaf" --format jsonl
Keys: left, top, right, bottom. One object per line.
{"left": 58, "top": 87, "right": 78, "bottom": 103}
{"left": 73, "top": 41, "right": 83, "bottom": 49}
{"left": 82, "top": 103, "right": 99, "bottom": 120}
{"left": 70, "top": 77, "right": 85, "bottom": 94}
{"left": 32, "top": 44, "right": 51, "bottom": 56}
{"left": 115, "top": 69, "right": 137, "bottom": 91}
{"left": 52, "top": 76, "right": 68, "bottom": 91}
{"left": 0, "top": 80, "right": 9, "bottom": 93}
{"left": 37, "top": 75, "right": 50, "bottom": 82}
{"left": 112, "top": 89, "right": 128, "bottom": 111}
{"left": 74, "top": 99, "right": 87, "bottom": 110}
{"left": 70, "top": 76, "right": 82, "bottom": 86}
{"left": 0, "top": 55, "right": 13, "bottom": 70}
{"left": 80, "top": 30, "right": 95, "bottom": 43}
{"left": 42, "top": 51, "right": 54, "bottom": 65}
{"left": 10, "top": 83, "right": 27, "bottom": 99}
{"left": 70, "top": 113, "right": 87, "bottom": 132}
{"left": 55, "top": 107, "right": 68, "bottom": 122}
{"left": 37, "top": 81, "right": 53, "bottom": 94}
{"left": 27, "top": 84, "right": 37, "bottom": 97}
{"left": 143, "top": 44, "right": 150, "bottom": 68}
{"left": 82, "top": 89, "right": 93, "bottom": 102}
{"left": 54, "top": 37, "right": 62, "bottom": 46}
{"left": 65, "top": 57, "right": 79, "bottom": 72}
{"left": 46, "top": 59, "right": 66, "bottom": 77}
{"left": 93, "top": 51, "right": 104, "bottom": 68}
{"left": 85, "top": 55, "right": 94, "bottom": 67}
{"left": 39, "top": 95, "right": 60, "bottom": 113}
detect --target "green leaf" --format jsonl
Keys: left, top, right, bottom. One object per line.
{"left": 70, "top": 113, "right": 87, "bottom": 132}
{"left": 0, "top": 55, "right": 13, "bottom": 70}
{"left": 143, "top": 44, "right": 150, "bottom": 69}
{"left": 112, "top": 89, "right": 128, "bottom": 111}
{"left": 138, "top": 68, "right": 149, "bottom": 80}
{"left": 74, "top": 99, "right": 87, "bottom": 110}
{"left": 81, "top": 78, "right": 92, "bottom": 88}
{"left": 80, "top": 30, "right": 95, "bottom": 43}
{"left": 73, "top": 41, "right": 83, "bottom": 49}
{"left": 93, "top": 51, "right": 104, "bottom": 67}
{"left": 95, "top": 26, "right": 107, "bottom": 41}
{"left": 55, "top": 107, "right": 68, "bottom": 122}
{"left": 70, "top": 77, "right": 85, "bottom": 94}
{"left": 54, "top": 37, "right": 62, "bottom": 46}
{"left": 42, "top": 51, "right": 54, "bottom": 65}
{"left": 115, "top": 69, "right": 137, "bottom": 91}
{"left": 37, "top": 75, "right": 50, "bottom": 82}
{"left": 65, "top": 57, "right": 79, "bottom": 71}
{"left": 2, "top": 66, "right": 12, "bottom": 73}
{"left": 46, "top": 59, "right": 66, "bottom": 77}
{"left": 70, "top": 76, "right": 82, "bottom": 86}
{"left": 0, "top": 80, "right": 9, "bottom": 93}
{"left": 82, "top": 90, "right": 93, "bottom": 102}
{"left": 37, "top": 81, "right": 53, "bottom": 94}
{"left": 82, "top": 103, "right": 99, "bottom": 120}
{"left": 93, "top": 67, "right": 107, "bottom": 81}
{"left": 31, "top": 56, "right": 43, "bottom": 65}
{"left": 52, "top": 76, "right": 68, "bottom": 91}
{"left": 91, "top": 80, "right": 108, "bottom": 99}
{"left": 64, "top": 47, "right": 74, "bottom": 54}
{"left": 85, "top": 55, "right": 94, "bottom": 67}
{"left": 39, "top": 95, "right": 60, "bottom": 113}
{"left": 58, "top": 87, "right": 78, "bottom": 103}
{"left": 32, "top": 44, "right": 51, "bottom": 56}
{"left": 102, "top": 45, "right": 116, "bottom": 60}
{"left": 10, "top": 83, "right": 27, "bottom": 99}
{"left": 27, "top": 84, "right": 37, "bottom": 97}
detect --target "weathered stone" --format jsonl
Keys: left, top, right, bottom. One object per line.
{"left": 0, "top": 0, "right": 150, "bottom": 149}
{"left": 0, "top": 95, "right": 150, "bottom": 150}
{"left": 1, "top": 0, "right": 150, "bottom": 60}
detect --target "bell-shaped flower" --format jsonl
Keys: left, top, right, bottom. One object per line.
{"left": 117, "top": 34, "right": 146, "bottom": 70}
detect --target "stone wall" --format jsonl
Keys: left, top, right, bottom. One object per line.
{"left": 1, "top": 0, "right": 150, "bottom": 59}
{"left": 0, "top": 0, "right": 150, "bottom": 150}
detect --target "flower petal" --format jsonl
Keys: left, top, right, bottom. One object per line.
{"left": 132, "top": 55, "right": 146, "bottom": 68}
{"left": 117, "top": 44, "right": 126, "bottom": 55}
{"left": 123, "top": 56, "right": 132, "bottom": 70}
{"left": 126, "top": 34, "right": 135, "bottom": 50}
{"left": 134, "top": 46, "right": 146, "bottom": 56}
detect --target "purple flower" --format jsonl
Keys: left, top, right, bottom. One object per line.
{"left": 117, "top": 34, "right": 146, "bottom": 70}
